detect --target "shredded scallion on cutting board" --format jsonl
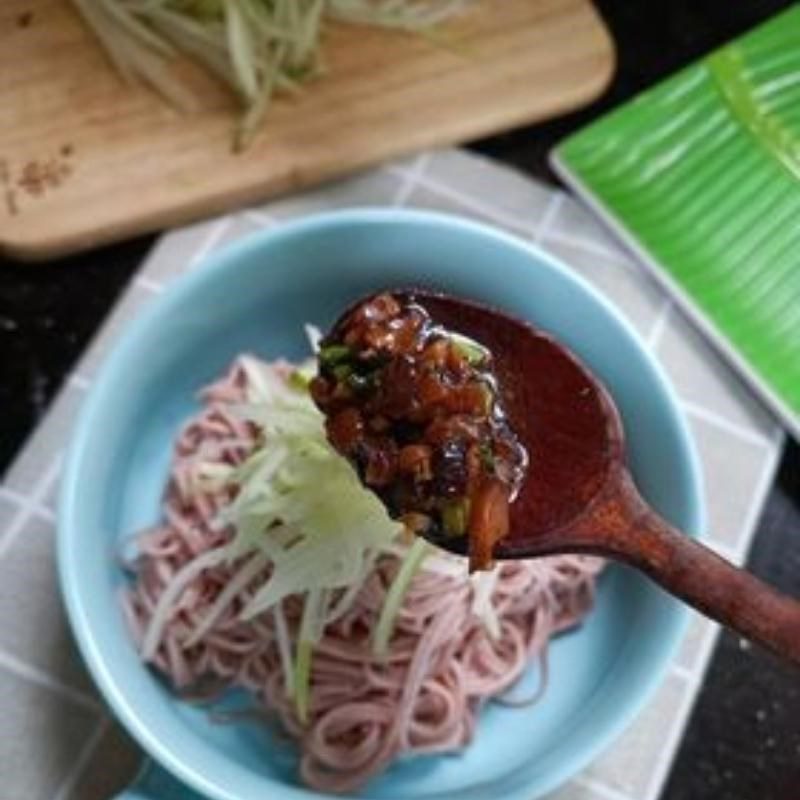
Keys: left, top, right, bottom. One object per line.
{"left": 72, "top": 0, "right": 468, "bottom": 150}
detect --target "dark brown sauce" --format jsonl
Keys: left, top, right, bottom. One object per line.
{"left": 311, "top": 292, "right": 528, "bottom": 569}
{"left": 413, "top": 293, "right": 620, "bottom": 558}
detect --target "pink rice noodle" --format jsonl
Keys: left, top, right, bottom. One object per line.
{"left": 123, "top": 356, "right": 604, "bottom": 794}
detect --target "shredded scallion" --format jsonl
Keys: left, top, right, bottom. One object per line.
{"left": 71, "top": 0, "right": 469, "bottom": 149}
{"left": 144, "top": 351, "right": 502, "bottom": 721}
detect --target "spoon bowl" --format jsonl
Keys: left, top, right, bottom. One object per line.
{"left": 329, "top": 288, "right": 800, "bottom": 665}
{"left": 397, "top": 290, "right": 624, "bottom": 555}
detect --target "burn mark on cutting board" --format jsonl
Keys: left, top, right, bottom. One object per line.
{"left": 1, "top": 147, "right": 76, "bottom": 217}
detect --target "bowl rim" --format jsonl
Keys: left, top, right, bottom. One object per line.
{"left": 58, "top": 207, "right": 705, "bottom": 800}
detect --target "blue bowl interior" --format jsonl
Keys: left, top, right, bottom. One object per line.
{"left": 59, "top": 211, "right": 702, "bottom": 800}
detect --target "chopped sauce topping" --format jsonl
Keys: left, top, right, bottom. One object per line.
{"left": 311, "top": 292, "right": 528, "bottom": 570}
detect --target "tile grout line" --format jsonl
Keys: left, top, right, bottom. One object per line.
{"left": 136, "top": 216, "right": 233, "bottom": 293}
{"left": 135, "top": 275, "right": 163, "bottom": 294}
{"left": 692, "top": 620, "right": 723, "bottom": 680}
{"left": 188, "top": 216, "right": 233, "bottom": 269}
{"left": 734, "top": 432, "right": 786, "bottom": 564}
{"left": 646, "top": 620, "right": 722, "bottom": 798}
{"left": 386, "top": 161, "right": 632, "bottom": 261}
{"left": 574, "top": 774, "right": 638, "bottom": 800}
{"left": 391, "top": 152, "right": 432, "bottom": 207}
{"left": 670, "top": 663, "right": 698, "bottom": 684}
{"left": 33, "top": 505, "right": 56, "bottom": 523}
{"left": 51, "top": 716, "right": 111, "bottom": 800}
{"left": 646, "top": 298, "right": 672, "bottom": 349}
{"left": 0, "top": 487, "right": 23, "bottom": 510}
{"left": 642, "top": 670, "right": 697, "bottom": 800}
{"left": 395, "top": 170, "right": 534, "bottom": 234}
{"left": 537, "top": 180, "right": 673, "bottom": 276}
{"left": 537, "top": 226, "right": 630, "bottom": 262}
{"left": 0, "top": 650, "right": 101, "bottom": 714}
{"left": 385, "top": 160, "right": 426, "bottom": 181}
{"left": 421, "top": 170, "right": 630, "bottom": 260}
{"left": 0, "top": 457, "right": 61, "bottom": 561}
{"left": 769, "top": 423, "right": 785, "bottom": 449}
{"left": 241, "top": 209, "right": 277, "bottom": 228}
{"left": 531, "top": 190, "right": 565, "bottom": 242}
{"left": 396, "top": 162, "right": 676, "bottom": 298}
{"left": 68, "top": 372, "right": 91, "bottom": 391}
{"left": 0, "top": 486, "right": 55, "bottom": 522}
{"left": 649, "top": 621, "right": 725, "bottom": 795}
{"left": 681, "top": 399, "right": 773, "bottom": 449}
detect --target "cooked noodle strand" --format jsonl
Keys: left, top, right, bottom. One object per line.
{"left": 124, "top": 356, "right": 603, "bottom": 793}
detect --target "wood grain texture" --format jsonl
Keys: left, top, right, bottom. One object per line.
{"left": 0, "top": 0, "right": 613, "bottom": 261}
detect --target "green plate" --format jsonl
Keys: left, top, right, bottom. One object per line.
{"left": 552, "top": 6, "right": 800, "bottom": 440}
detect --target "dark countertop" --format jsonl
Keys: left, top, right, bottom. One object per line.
{"left": 0, "top": 2, "right": 797, "bottom": 798}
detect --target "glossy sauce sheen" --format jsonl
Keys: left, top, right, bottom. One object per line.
{"left": 415, "top": 293, "right": 621, "bottom": 557}
{"left": 311, "top": 292, "right": 529, "bottom": 568}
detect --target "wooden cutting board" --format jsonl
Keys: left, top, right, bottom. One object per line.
{"left": 0, "top": 0, "right": 613, "bottom": 261}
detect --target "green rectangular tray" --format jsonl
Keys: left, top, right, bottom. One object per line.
{"left": 552, "top": 6, "right": 800, "bottom": 440}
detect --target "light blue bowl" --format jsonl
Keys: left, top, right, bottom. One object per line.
{"left": 58, "top": 209, "right": 703, "bottom": 800}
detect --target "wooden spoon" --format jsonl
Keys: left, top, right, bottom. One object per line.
{"left": 331, "top": 289, "right": 800, "bottom": 664}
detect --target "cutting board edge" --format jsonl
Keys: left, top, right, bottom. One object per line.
{"left": 2, "top": 3, "right": 615, "bottom": 263}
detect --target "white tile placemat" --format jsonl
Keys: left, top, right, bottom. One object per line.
{"left": 0, "top": 149, "right": 785, "bottom": 800}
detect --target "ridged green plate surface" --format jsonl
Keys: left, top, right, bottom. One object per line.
{"left": 553, "top": 6, "right": 799, "bottom": 439}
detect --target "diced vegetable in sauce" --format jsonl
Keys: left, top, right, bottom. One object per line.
{"left": 311, "top": 292, "right": 528, "bottom": 570}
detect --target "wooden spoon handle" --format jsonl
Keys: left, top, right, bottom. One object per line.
{"left": 595, "top": 477, "right": 800, "bottom": 664}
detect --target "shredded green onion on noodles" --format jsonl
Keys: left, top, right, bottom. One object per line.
{"left": 137, "top": 352, "right": 507, "bottom": 721}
